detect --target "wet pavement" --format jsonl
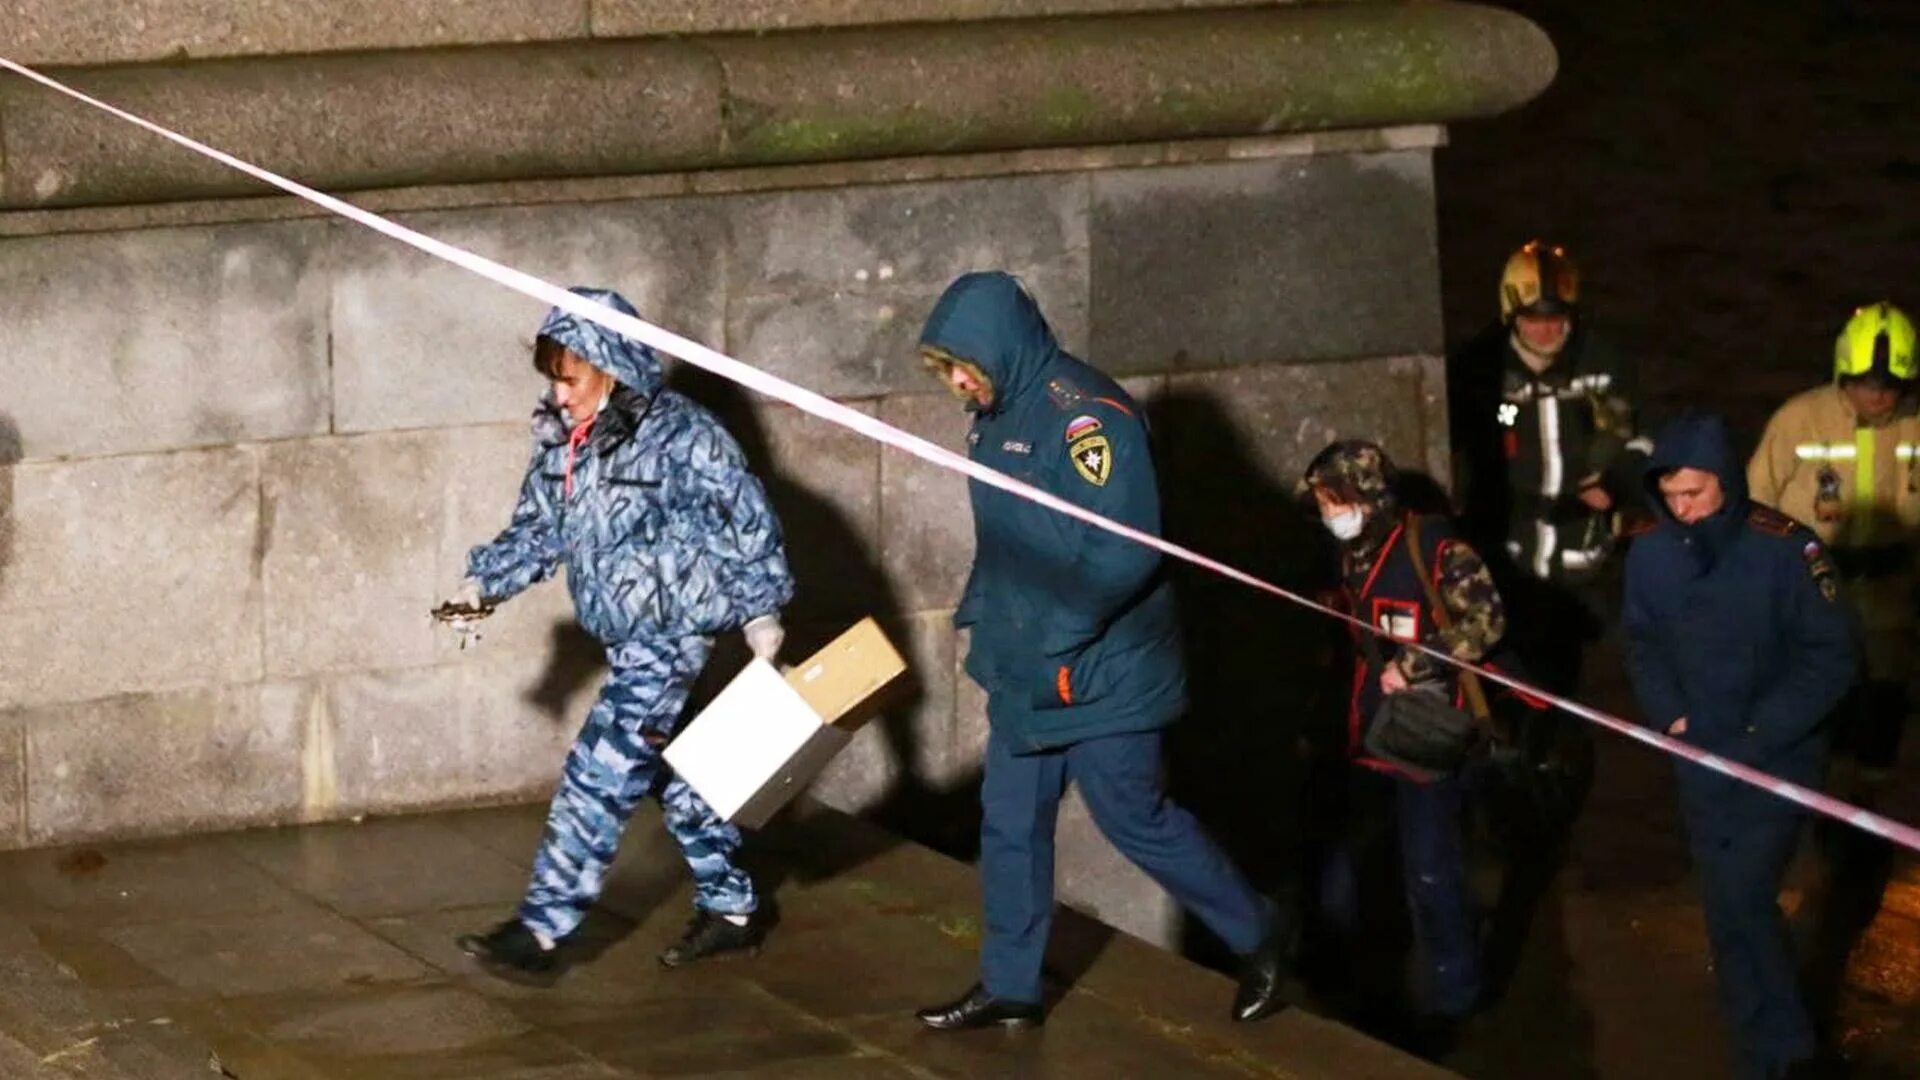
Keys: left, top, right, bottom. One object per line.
{"left": 0, "top": 800, "right": 1443, "bottom": 1080}
{"left": 0, "top": 699, "right": 1914, "bottom": 1078}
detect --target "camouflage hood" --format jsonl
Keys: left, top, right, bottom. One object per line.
{"left": 536, "top": 287, "right": 664, "bottom": 401}
{"left": 1301, "top": 439, "right": 1400, "bottom": 513}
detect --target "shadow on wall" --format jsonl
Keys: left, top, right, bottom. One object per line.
{"left": 0, "top": 414, "right": 18, "bottom": 592}
{"left": 1154, "top": 388, "right": 1346, "bottom": 966}
{"left": 671, "top": 369, "right": 987, "bottom": 875}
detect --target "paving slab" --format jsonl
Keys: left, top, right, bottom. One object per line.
{"left": 222, "top": 799, "right": 533, "bottom": 919}
{"left": 99, "top": 905, "right": 437, "bottom": 998}
{"left": 0, "top": 801, "right": 1445, "bottom": 1079}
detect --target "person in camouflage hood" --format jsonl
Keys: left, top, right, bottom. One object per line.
{"left": 1302, "top": 439, "right": 1505, "bottom": 1029}
{"left": 1304, "top": 441, "right": 1507, "bottom": 687}
{"left": 448, "top": 286, "right": 795, "bottom": 982}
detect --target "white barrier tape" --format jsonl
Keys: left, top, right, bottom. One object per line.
{"left": 7, "top": 57, "right": 1916, "bottom": 854}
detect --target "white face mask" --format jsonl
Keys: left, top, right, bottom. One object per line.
{"left": 1323, "top": 508, "right": 1366, "bottom": 541}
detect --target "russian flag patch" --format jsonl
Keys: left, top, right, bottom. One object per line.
{"left": 1065, "top": 415, "right": 1102, "bottom": 441}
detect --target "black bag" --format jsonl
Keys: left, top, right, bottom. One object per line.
{"left": 1356, "top": 518, "right": 1492, "bottom": 781}
{"left": 1365, "top": 683, "right": 1481, "bottom": 782}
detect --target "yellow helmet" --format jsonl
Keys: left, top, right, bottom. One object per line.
{"left": 1499, "top": 240, "right": 1580, "bottom": 323}
{"left": 1834, "top": 302, "right": 1918, "bottom": 383}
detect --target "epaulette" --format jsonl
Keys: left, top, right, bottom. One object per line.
{"left": 1746, "top": 503, "right": 1802, "bottom": 537}
{"left": 1046, "top": 377, "right": 1085, "bottom": 410}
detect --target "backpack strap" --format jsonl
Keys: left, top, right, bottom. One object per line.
{"left": 1403, "top": 516, "right": 1493, "bottom": 723}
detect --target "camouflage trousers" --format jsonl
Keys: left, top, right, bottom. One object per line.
{"left": 517, "top": 635, "right": 756, "bottom": 943}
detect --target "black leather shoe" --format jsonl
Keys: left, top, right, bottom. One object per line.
{"left": 916, "top": 984, "right": 1044, "bottom": 1030}
{"left": 658, "top": 910, "right": 765, "bottom": 969}
{"left": 457, "top": 919, "right": 559, "bottom": 986}
{"left": 1232, "top": 926, "right": 1289, "bottom": 1022}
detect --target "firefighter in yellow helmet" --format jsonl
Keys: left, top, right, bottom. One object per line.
{"left": 1748, "top": 302, "right": 1920, "bottom": 793}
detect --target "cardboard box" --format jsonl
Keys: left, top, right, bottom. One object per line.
{"left": 664, "top": 618, "right": 905, "bottom": 828}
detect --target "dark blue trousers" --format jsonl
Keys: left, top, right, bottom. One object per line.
{"left": 1320, "top": 770, "right": 1481, "bottom": 1017}
{"left": 978, "top": 726, "right": 1269, "bottom": 1003}
{"left": 1683, "top": 799, "right": 1816, "bottom": 1078}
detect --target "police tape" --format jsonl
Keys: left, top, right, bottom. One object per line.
{"left": 8, "top": 57, "right": 1918, "bottom": 856}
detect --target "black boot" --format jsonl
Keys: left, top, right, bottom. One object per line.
{"left": 658, "top": 910, "right": 765, "bottom": 969}
{"left": 456, "top": 919, "right": 559, "bottom": 985}
{"left": 1232, "top": 924, "right": 1290, "bottom": 1022}
{"left": 915, "top": 984, "right": 1044, "bottom": 1030}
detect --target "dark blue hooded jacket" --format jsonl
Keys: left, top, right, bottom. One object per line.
{"left": 923, "top": 272, "right": 1185, "bottom": 750}
{"left": 1622, "top": 411, "right": 1856, "bottom": 821}
{"left": 467, "top": 287, "right": 794, "bottom": 644}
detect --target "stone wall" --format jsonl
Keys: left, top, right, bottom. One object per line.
{"left": 0, "top": 133, "right": 1447, "bottom": 946}
{"left": 0, "top": 0, "right": 1550, "bottom": 951}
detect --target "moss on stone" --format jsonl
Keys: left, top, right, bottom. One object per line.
{"left": 731, "top": 109, "right": 961, "bottom": 162}
{"left": 1039, "top": 86, "right": 1102, "bottom": 138}
{"left": 3, "top": 3, "right": 1556, "bottom": 209}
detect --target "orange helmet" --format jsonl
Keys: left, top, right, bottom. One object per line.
{"left": 1499, "top": 240, "right": 1581, "bottom": 323}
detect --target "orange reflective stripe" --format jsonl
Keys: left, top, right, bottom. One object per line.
{"left": 1056, "top": 665, "right": 1073, "bottom": 705}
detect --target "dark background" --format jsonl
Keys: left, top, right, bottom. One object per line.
{"left": 1418, "top": 4, "right": 1920, "bottom": 1073}
{"left": 1437, "top": 0, "right": 1920, "bottom": 451}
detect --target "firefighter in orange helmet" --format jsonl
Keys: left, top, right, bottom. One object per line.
{"left": 1446, "top": 241, "right": 1647, "bottom": 834}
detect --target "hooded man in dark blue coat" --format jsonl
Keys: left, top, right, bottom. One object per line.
{"left": 1623, "top": 411, "right": 1856, "bottom": 1078}
{"left": 910, "top": 272, "right": 1286, "bottom": 1030}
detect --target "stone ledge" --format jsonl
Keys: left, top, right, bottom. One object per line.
{"left": 4, "top": 2, "right": 1328, "bottom": 68}
{"left": 1, "top": 1, "right": 590, "bottom": 68}
{"left": 0, "top": 3, "right": 1550, "bottom": 209}
{"left": 0, "top": 125, "right": 1443, "bottom": 240}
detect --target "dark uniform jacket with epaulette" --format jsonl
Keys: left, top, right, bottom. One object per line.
{"left": 922, "top": 272, "right": 1184, "bottom": 752}
{"left": 1449, "top": 322, "right": 1649, "bottom": 582}
{"left": 1623, "top": 413, "right": 1858, "bottom": 826}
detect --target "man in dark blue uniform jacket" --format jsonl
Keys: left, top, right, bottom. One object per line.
{"left": 910, "top": 271, "right": 1286, "bottom": 1030}
{"left": 1623, "top": 411, "right": 1856, "bottom": 1078}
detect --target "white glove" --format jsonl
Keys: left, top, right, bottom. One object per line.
{"left": 744, "top": 615, "right": 785, "bottom": 662}
{"left": 435, "top": 578, "right": 489, "bottom": 618}
{"left": 433, "top": 579, "right": 492, "bottom": 650}
{"left": 449, "top": 579, "right": 484, "bottom": 610}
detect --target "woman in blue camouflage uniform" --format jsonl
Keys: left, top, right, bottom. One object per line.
{"left": 451, "top": 287, "right": 795, "bottom": 982}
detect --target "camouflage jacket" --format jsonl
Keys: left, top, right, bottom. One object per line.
{"left": 466, "top": 288, "right": 794, "bottom": 644}
{"left": 1343, "top": 513, "right": 1507, "bottom": 686}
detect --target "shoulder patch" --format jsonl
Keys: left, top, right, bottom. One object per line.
{"left": 1065, "top": 414, "right": 1103, "bottom": 442}
{"left": 1069, "top": 434, "right": 1112, "bottom": 487}
{"left": 1802, "top": 539, "right": 1840, "bottom": 602}
{"left": 1746, "top": 504, "right": 1800, "bottom": 536}
{"left": 1046, "top": 377, "right": 1085, "bottom": 410}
